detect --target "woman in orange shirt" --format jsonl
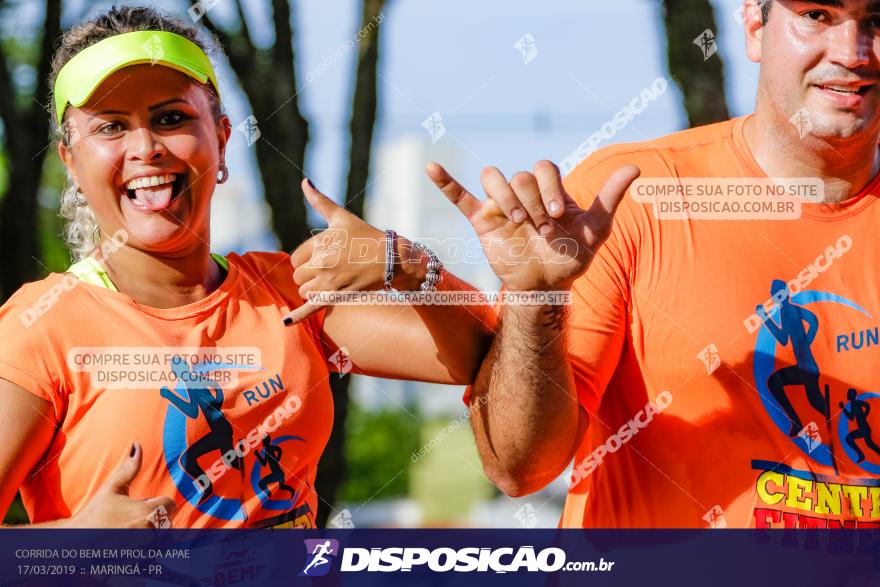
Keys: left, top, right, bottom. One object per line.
{"left": 0, "top": 5, "right": 497, "bottom": 529}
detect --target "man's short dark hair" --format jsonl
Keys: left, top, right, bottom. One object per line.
{"left": 760, "top": 0, "right": 772, "bottom": 25}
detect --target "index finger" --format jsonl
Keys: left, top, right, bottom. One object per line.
{"left": 282, "top": 301, "right": 326, "bottom": 327}
{"left": 425, "top": 162, "right": 482, "bottom": 219}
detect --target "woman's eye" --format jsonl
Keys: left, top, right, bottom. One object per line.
{"left": 157, "top": 111, "right": 190, "bottom": 126}
{"left": 98, "top": 121, "right": 122, "bottom": 135}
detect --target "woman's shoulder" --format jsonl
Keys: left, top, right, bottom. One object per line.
{"left": 0, "top": 272, "right": 78, "bottom": 330}
{"left": 0, "top": 274, "right": 74, "bottom": 407}
{"left": 227, "top": 250, "right": 294, "bottom": 281}
{"left": 229, "top": 250, "right": 292, "bottom": 270}
{"left": 0, "top": 273, "right": 87, "bottom": 388}
{"left": 226, "top": 250, "right": 298, "bottom": 300}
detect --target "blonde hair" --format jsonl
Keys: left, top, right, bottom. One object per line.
{"left": 58, "top": 180, "right": 100, "bottom": 262}
{"left": 50, "top": 5, "right": 226, "bottom": 260}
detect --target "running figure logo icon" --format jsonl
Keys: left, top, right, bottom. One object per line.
{"left": 756, "top": 279, "right": 826, "bottom": 437}
{"left": 300, "top": 539, "right": 339, "bottom": 577}
{"left": 839, "top": 388, "right": 880, "bottom": 464}
{"left": 693, "top": 29, "right": 718, "bottom": 60}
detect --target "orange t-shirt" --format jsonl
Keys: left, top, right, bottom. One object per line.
{"left": 0, "top": 251, "right": 337, "bottom": 528}
{"left": 557, "top": 114, "right": 880, "bottom": 528}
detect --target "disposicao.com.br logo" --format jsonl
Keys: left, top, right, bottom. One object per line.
{"left": 300, "top": 540, "right": 615, "bottom": 574}
{"left": 300, "top": 539, "right": 339, "bottom": 576}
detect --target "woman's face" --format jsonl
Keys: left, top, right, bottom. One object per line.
{"left": 58, "top": 63, "right": 230, "bottom": 255}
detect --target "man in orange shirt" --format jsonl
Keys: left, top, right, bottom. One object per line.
{"left": 431, "top": 0, "right": 880, "bottom": 527}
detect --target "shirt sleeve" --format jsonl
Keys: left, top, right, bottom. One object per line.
{"left": 0, "top": 282, "right": 67, "bottom": 423}
{"left": 565, "top": 238, "right": 630, "bottom": 415}
{"left": 562, "top": 145, "right": 668, "bottom": 413}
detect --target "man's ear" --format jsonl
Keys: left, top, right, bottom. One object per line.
{"left": 743, "top": 0, "right": 765, "bottom": 64}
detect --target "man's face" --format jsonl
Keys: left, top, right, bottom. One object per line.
{"left": 757, "top": 0, "right": 880, "bottom": 139}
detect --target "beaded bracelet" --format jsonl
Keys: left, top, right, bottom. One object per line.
{"left": 384, "top": 231, "right": 443, "bottom": 293}
{"left": 383, "top": 229, "right": 397, "bottom": 291}
{"left": 411, "top": 240, "right": 443, "bottom": 292}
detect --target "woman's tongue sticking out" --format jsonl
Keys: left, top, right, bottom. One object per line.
{"left": 132, "top": 181, "right": 175, "bottom": 211}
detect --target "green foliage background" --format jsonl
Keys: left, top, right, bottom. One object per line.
{"left": 339, "top": 403, "right": 421, "bottom": 503}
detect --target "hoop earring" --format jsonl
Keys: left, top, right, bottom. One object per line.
{"left": 217, "top": 163, "right": 229, "bottom": 184}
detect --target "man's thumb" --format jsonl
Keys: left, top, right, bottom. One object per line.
{"left": 596, "top": 165, "right": 641, "bottom": 215}
{"left": 302, "top": 178, "right": 342, "bottom": 223}
{"left": 106, "top": 442, "right": 142, "bottom": 495}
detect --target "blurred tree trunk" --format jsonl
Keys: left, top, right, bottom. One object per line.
{"left": 315, "top": 0, "right": 385, "bottom": 528}
{"left": 661, "top": 0, "right": 729, "bottom": 127}
{"left": 196, "top": 0, "right": 311, "bottom": 251}
{"left": 0, "top": 0, "right": 62, "bottom": 301}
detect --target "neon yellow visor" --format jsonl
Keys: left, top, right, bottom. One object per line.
{"left": 53, "top": 30, "right": 221, "bottom": 126}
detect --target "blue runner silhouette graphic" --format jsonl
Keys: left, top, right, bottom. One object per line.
{"left": 255, "top": 434, "right": 296, "bottom": 502}
{"left": 840, "top": 388, "right": 880, "bottom": 463}
{"left": 160, "top": 356, "right": 242, "bottom": 506}
{"left": 757, "top": 279, "right": 827, "bottom": 436}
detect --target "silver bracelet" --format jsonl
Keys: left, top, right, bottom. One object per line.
{"left": 383, "top": 229, "right": 397, "bottom": 291}
{"left": 411, "top": 241, "right": 443, "bottom": 292}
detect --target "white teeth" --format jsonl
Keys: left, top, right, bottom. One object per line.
{"left": 124, "top": 173, "right": 177, "bottom": 190}
{"left": 822, "top": 85, "right": 862, "bottom": 94}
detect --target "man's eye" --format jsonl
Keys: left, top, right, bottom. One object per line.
{"left": 803, "top": 10, "right": 827, "bottom": 23}
{"left": 869, "top": 15, "right": 880, "bottom": 28}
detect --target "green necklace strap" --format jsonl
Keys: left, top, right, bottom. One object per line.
{"left": 67, "top": 256, "right": 119, "bottom": 291}
{"left": 66, "top": 253, "right": 228, "bottom": 291}
{"left": 210, "top": 252, "right": 229, "bottom": 271}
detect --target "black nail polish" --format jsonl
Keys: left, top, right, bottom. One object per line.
{"left": 306, "top": 178, "right": 315, "bottom": 190}
{"left": 129, "top": 443, "right": 136, "bottom": 457}
{"left": 282, "top": 316, "right": 293, "bottom": 326}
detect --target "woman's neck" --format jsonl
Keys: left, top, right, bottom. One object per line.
{"left": 96, "top": 240, "right": 225, "bottom": 309}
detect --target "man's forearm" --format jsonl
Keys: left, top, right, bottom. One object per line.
{"left": 469, "top": 299, "right": 580, "bottom": 496}
{"left": 391, "top": 236, "right": 498, "bottom": 383}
